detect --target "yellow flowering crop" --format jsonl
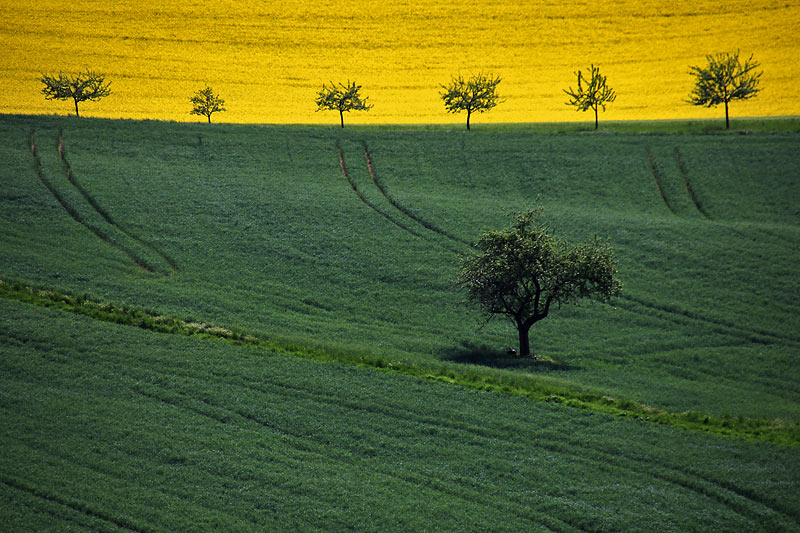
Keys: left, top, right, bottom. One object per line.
{"left": 1, "top": 0, "right": 797, "bottom": 124}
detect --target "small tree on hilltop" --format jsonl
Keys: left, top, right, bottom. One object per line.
{"left": 440, "top": 73, "right": 502, "bottom": 131}
{"left": 564, "top": 64, "right": 616, "bottom": 130}
{"left": 687, "top": 51, "right": 762, "bottom": 129}
{"left": 40, "top": 70, "right": 111, "bottom": 117}
{"left": 456, "top": 209, "right": 622, "bottom": 358}
{"left": 315, "top": 81, "right": 373, "bottom": 128}
{"left": 190, "top": 86, "right": 226, "bottom": 123}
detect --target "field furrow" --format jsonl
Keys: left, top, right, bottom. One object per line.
{"left": 0, "top": 476, "right": 146, "bottom": 532}
{"left": 28, "top": 131, "right": 170, "bottom": 274}
{"left": 363, "top": 142, "right": 473, "bottom": 250}
{"left": 674, "top": 147, "right": 712, "bottom": 219}
{"left": 59, "top": 132, "right": 179, "bottom": 272}
{"left": 336, "top": 144, "right": 428, "bottom": 240}
{"left": 620, "top": 293, "right": 800, "bottom": 346}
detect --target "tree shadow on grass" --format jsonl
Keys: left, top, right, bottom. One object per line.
{"left": 444, "top": 341, "right": 579, "bottom": 372}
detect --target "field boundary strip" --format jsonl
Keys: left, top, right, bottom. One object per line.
{"left": 57, "top": 131, "right": 179, "bottom": 272}
{"left": 2, "top": 278, "right": 798, "bottom": 447}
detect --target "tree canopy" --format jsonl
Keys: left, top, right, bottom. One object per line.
{"left": 440, "top": 73, "right": 502, "bottom": 130}
{"left": 563, "top": 65, "right": 616, "bottom": 130}
{"left": 40, "top": 70, "right": 111, "bottom": 118}
{"left": 315, "top": 81, "right": 373, "bottom": 128}
{"left": 456, "top": 209, "right": 622, "bottom": 358}
{"left": 687, "top": 51, "right": 762, "bottom": 129}
{"left": 189, "top": 86, "right": 226, "bottom": 123}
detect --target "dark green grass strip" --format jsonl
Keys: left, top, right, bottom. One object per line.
{"left": 2, "top": 278, "right": 797, "bottom": 447}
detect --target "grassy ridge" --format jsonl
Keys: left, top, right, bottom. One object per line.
{"left": 2, "top": 278, "right": 797, "bottom": 446}
{"left": 2, "top": 298, "right": 800, "bottom": 531}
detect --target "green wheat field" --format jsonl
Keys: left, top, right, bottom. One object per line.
{"left": 1, "top": 114, "right": 799, "bottom": 530}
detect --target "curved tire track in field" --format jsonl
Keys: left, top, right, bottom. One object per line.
{"left": 336, "top": 145, "right": 443, "bottom": 243}
{"left": 674, "top": 147, "right": 711, "bottom": 219}
{"left": 657, "top": 148, "right": 797, "bottom": 251}
{"left": 362, "top": 142, "right": 474, "bottom": 250}
{"left": 154, "top": 361, "right": 799, "bottom": 528}
{"left": 29, "top": 132, "right": 158, "bottom": 273}
{"left": 1, "top": 477, "right": 146, "bottom": 532}
{"left": 6, "top": 417, "right": 258, "bottom": 530}
{"left": 618, "top": 293, "right": 800, "bottom": 346}
{"left": 251, "top": 375, "right": 800, "bottom": 527}
{"left": 257, "top": 376, "right": 800, "bottom": 528}
{"left": 113, "top": 358, "right": 576, "bottom": 530}
{"left": 130, "top": 379, "right": 572, "bottom": 531}
{"left": 58, "top": 132, "right": 179, "bottom": 272}
{"left": 113, "top": 344, "right": 799, "bottom": 530}
{"left": 647, "top": 149, "right": 677, "bottom": 215}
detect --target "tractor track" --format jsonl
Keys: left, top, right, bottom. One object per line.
{"left": 647, "top": 149, "right": 677, "bottom": 215}
{"left": 29, "top": 132, "right": 158, "bottom": 273}
{"left": 128, "top": 378, "right": 575, "bottom": 531}
{"left": 362, "top": 142, "right": 474, "bottom": 249}
{"left": 337, "top": 144, "right": 465, "bottom": 253}
{"left": 39, "top": 337, "right": 800, "bottom": 530}
{"left": 1, "top": 477, "right": 148, "bottom": 532}
{"left": 58, "top": 132, "right": 179, "bottom": 272}
{"left": 618, "top": 293, "right": 800, "bottom": 346}
{"left": 674, "top": 147, "right": 711, "bottom": 219}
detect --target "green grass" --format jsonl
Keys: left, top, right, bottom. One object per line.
{"left": 2, "top": 298, "right": 800, "bottom": 531}
{"left": 3, "top": 114, "right": 797, "bottom": 418}
{"left": 1, "top": 113, "right": 799, "bottom": 529}
{"left": 2, "top": 278, "right": 796, "bottom": 446}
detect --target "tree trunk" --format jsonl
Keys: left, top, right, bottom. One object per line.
{"left": 725, "top": 100, "right": 730, "bottom": 129}
{"left": 74, "top": 98, "right": 80, "bottom": 118}
{"left": 207, "top": 114, "right": 211, "bottom": 124}
{"left": 594, "top": 106, "right": 598, "bottom": 130}
{"left": 340, "top": 110, "right": 344, "bottom": 129}
{"left": 517, "top": 323, "right": 531, "bottom": 358}
{"left": 466, "top": 109, "right": 471, "bottom": 131}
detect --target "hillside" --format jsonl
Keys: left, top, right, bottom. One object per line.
{"left": 1, "top": 114, "right": 799, "bottom": 529}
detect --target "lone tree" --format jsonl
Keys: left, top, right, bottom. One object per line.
{"left": 687, "top": 51, "right": 762, "bottom": 129}
{"left": 564, "top": 64, "right": 616, "bottom": 130}
{"left": 456, "top": 209, "right": 622, "bottom": 358}
{"left": 315, "top": 81, "right": 373, "bottom": 128}
{"left": 440, "top": 73, "right": 502, "bottom": 131}
{"left": 190, "top": 86, "right": 227, "bottom": 123}
{"left": 40, "top": 70, "right": 111, "bottom": 118}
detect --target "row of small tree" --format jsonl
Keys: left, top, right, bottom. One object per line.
{"left": 41, "top": 51, "right": 761, "bottom": 130}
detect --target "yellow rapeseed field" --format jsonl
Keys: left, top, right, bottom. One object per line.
{"left": 1, "top": 0, "right": 798, "bottom": 124}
